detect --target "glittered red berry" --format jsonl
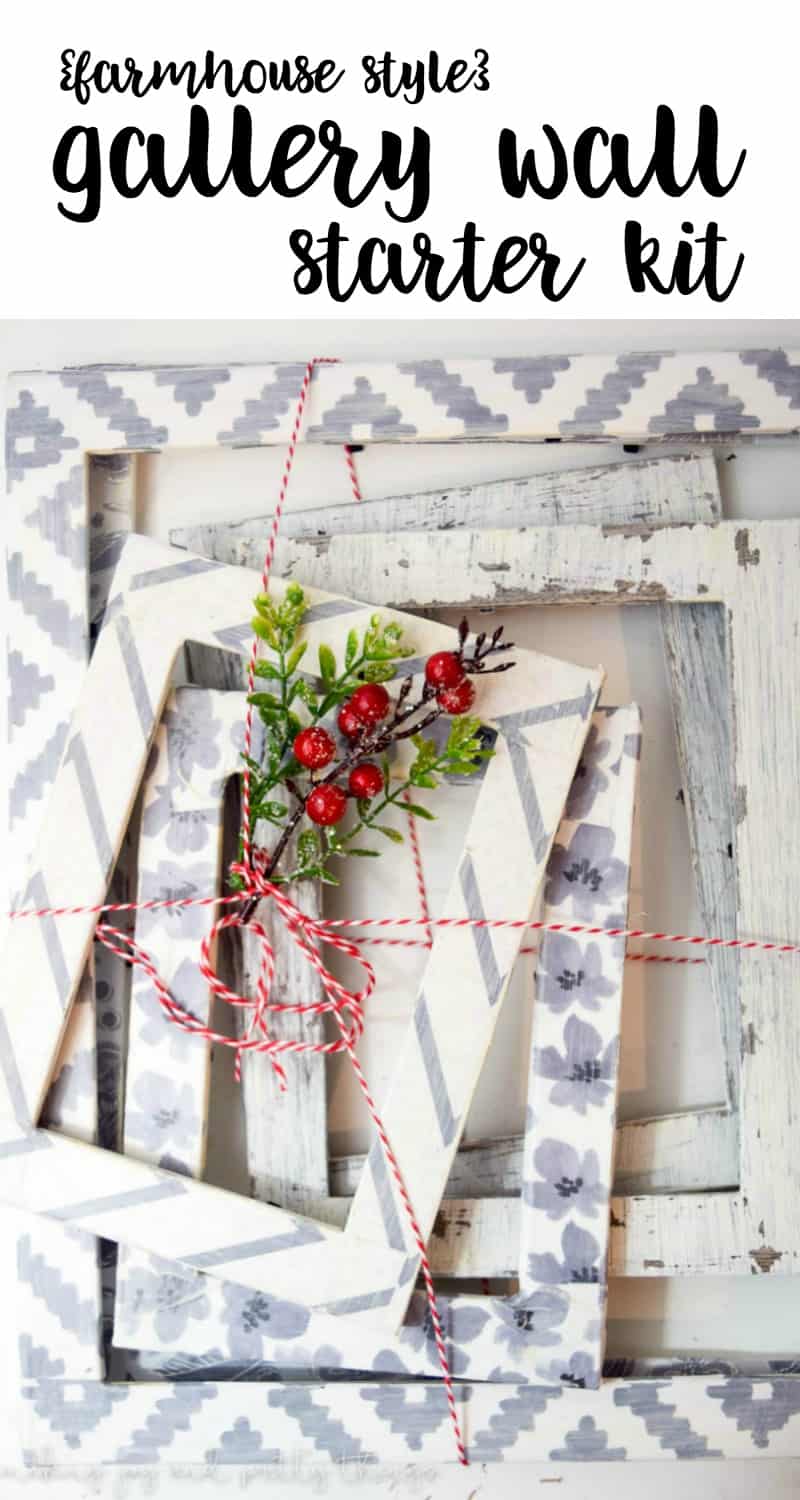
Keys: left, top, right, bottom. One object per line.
{"left": 337, "top": 703, "right": 363, "bottom": 740}
{"left": 306, "top": 784, "right": 348, "bottom": 826}
{"left": 425, "top": 651, "right": 465, "bottom": 690}
{"left": 293, "top": 726, "right": 336, "bottom": 770}
{"left": 348, "top": 762, "right": 385, "bottom": 800}
{"left": 438, "top": 678, "right": 476, "bottom": 714}
{"left": 349, "top": 682, "right": 391, "bottom": 726}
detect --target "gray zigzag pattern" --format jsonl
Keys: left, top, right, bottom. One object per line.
{"left": 307, "top": 376, "right": 417, "bottom": 441}
{"left": 115, "top": 1385, "right": 216, "bottom": 1461}
{"left": 205, "top": 1416, "right": 281, "bottom": 1464}
{"left": 560, "top": 354, "right": 664, "bottom": 436}
{"left": 18, "top": 1334, "right": 66, "bottom": 1379}
{"left": 267, "top": 1387, "right": 370, "bottom": 1462}
{"left": 706, "top": 1378, "right": 800, "bottom": 1450}
{"left": 17, "top": 1232, "right": 99, "bottom": 1348}
{"left": 614, "top": 1382, "right": 722, "bottom": 1458}
{"left": 23, "top": 463, "right": 85, "bottom": 568}
{"left": 493, "top": 356, "right": 572, "bottom": 406}
{"left": 549, "top": 1414, "right": 627, "bottom": 1461}
{"left": 740, "top": 349, "right": 800, "bottom": 409}
{"left": 397, "top": 360, "right": 508, "bottom": 434}
{"left": 60, "top": 370, "right": 168, "bottom": 448}
{"left": 154, "top": 366, "right": 232, "bottom": 417}
{"left": 360, "top": 1384, "right": 455, "bottom": 1451}
{"left": 5, "top": 389, "right": 79, "bottom": 485}
{"left": 25, "top": 1381, "right": 128, "bottom": 1449}
{"left": 648, "top": 366, "right": 761, "bottom": 435}
{"left": 7, "top": 649, "right": 54, "bottom": 733}
{"left": 217, "top": 364, "right": 309, "bottom": 444}
{"left": 7, "top": 551, "right": 86, "bottom": 657}
{"left": 9, "top": 720, "right": 68, "bottom": 826}
{"left": 469, "top": 1382, "right": 563, "bottom": 1461}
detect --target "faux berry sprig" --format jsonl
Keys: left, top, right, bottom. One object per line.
{"left": 235, "top": 586, "right": 514, "bottom": 889}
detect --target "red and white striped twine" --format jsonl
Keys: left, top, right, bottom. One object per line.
{"left": 14, "top": 358, "right": 800, "bottom": 1465}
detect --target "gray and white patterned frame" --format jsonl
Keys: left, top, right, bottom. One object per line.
{"left": 6, "top": 354, "right": 800, "bottom": 1467}
{"left": 7, "top": 350, "right": 800, "bottom": 877}
{"left": 0, "top": 532, "right": 601, "bottom": 1326}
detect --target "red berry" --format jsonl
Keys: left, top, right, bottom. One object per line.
{"left": 425, "top": 651, "right": 464, "bottom": 690}
{"left": 337, "top": 703, "right": 363, "bottom": 740}
{"left": 438, "top": 678, "right": 476, "bottom": 714}
{"left": 348, "top": 762, "right": 385, "bottom": 800}
{"left": 293, "top": 726, "right": 336, "bottom": 769}
{"left": 349, "top": 682, "right": 391, "bottom": 726}
{"left": 306, "top": 784, "right": 348, "bottom": 826}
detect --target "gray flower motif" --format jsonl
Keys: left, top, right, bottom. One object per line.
{"left": 535, "top": 1014, "right": 618, "bottom": 1113}
{"left": 545, "top": 825, "right": 629, "bottom": 921}
{"left": 220, "top": 1283, "right": 310, "bottom": 1358}
{"left": 493, "top": 1289, "right": 568, "bottom": 1356}
{"left": 394, "top": 1295, "right": 490, "bottom": 1376}
{"left": 124, "top": 1070, "right": 200, "bottom": 1159}
{"left": 142, "top": 786, "right": 213, "bottom": 854}
{"left": 566, "top": 725, "right": 610, "bottom": 820}
{"left": 134, "top": 958, "right": 210, "bottom": 1060}
{"left": 164, "top": 694, "right": 223, "bottom": 784}
{"left": 523, "top": 1139, "right": 607, "bottom": 1220}
{"left": 528, "top": 1222, "right": 603, "bottom": 1285}
{"left": 543, "top": 1349, "right": 599, "bottom": 1389}
{"left": 136, "top": 859, "right": 214, "bottom": 940}
{"left": 537, "top": 932, "right": 616, "bottom": 1014}
{"left": 124, "top": 1262, "right": 209, "bottom": 1345}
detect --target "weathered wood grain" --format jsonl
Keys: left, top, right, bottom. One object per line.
{"left": 328, "top": 1105, "right": 739, "bottom": 1198}
{"left": 730, "top": 530, "right": 800, "bottom": 1272}
{"left": 174, "top": 454, "right": 739, "bottom": 1199}
{"left": 662, "top": 602, "right": 740, "bottom": 1114}
{"left": 170, "top": 453, "right": 719, "bottom": 555}
{"left": 231, "top": 799, "right": 328, "bottom": 1214}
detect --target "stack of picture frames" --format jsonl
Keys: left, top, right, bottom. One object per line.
{"left": 4, "top": 352, "right": 800, "bottom": 1468}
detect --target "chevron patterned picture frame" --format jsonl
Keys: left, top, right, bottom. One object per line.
{"left": 0, "top": 532, "right": 602, "bottom": 1333}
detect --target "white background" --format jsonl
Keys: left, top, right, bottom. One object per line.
{"left": 0, "top": 0, "right": 798, "bottom": 316}
{"left": 2, "top": 317, "right": 800, "bottom": 1496}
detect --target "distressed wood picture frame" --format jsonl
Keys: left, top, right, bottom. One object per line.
{"left": 6, "top": 353, "right": 800, "bottom": 1466}
{"left": 174, "top": 449, "right": 740, "bottom": 1205}
{"left": 0, "top": 532, "right": 602, "bottom": 1332}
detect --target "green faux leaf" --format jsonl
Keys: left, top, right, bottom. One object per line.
{"left": 286, "top": 640, "right": 308, "bottom": 675}
{"left": 284, "top": 582, "right": 305, "bottom": 609}
{"left": 252, "top": 615, "right": 278, "bottom": 647}
{"left": 409, "top": 770, "right": 438, "bottom": 789}
{"left": 293, "top": 680, "right": 318, "bottom": 710}
{"left": 403, "top": 802, "right": 435, "bottom": 820}
{"left": 260, "top": 801, "right": 289, "bottom": 821}
{"left": 446, "top": 714, "right": 482, "bottom": 753}
{"left": 247, "top": 691, "right": 281, "bottom": 710}
{"left": 298, "top": 829, "right": 322, "bottom": 864}
{"left": 361, "top": 661, "right": 396, "bottom": 684}
{"left": 346, "top": 846, "right": 381, "bottom": 857}
{"left": 318, "top": 867, "right": 341, "bottom": 886}
{"left": 253, "top": 659, "right": 282, "bottom": 681}
{"left": 345, "top": 629, "right": 359, "bottom": 669}
{"left": 375, "top": 825, "right": 404, "bottom": 844}
{"left": 318, "top": 643, "right": 337, "bottom": 682}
